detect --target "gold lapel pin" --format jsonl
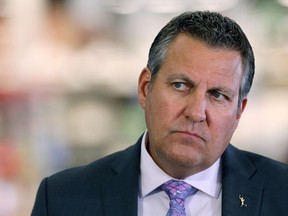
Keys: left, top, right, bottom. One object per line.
{"left": 239, "top": 195, "right": 248, "bottom": 207}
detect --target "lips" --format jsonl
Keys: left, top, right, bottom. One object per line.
{"left": 172, "top": 130, "right": 206, "bottom": 142}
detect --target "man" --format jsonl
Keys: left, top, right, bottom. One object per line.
{"left": 31, "top": 11, "right": 288, "bottom": 216}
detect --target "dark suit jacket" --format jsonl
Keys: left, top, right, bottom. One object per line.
{"left": 31, "top": 136, "right": 288, "bottom": 216}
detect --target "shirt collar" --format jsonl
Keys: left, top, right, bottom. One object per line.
{"left": 139, "top": 130, "right": 222, "bottom": 198}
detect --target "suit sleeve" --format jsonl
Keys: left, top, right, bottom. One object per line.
{"left": 31, "top": 178, "right": 49, "bottom": 216}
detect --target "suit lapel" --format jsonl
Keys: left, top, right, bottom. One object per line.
{"left": 221, "top": 145, "right": 263, "bottom": 216}
{"left": 102, "top": 138, "right": 142, "bottom": 216}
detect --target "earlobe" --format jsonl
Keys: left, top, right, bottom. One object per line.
{"left": 137, "top": 67, "right": 151, "bottom": 109}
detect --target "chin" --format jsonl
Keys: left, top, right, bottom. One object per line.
{"left": 167, "top": 150, "right": 204, "bottom": 168}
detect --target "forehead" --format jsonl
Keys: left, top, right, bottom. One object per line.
{"left": 161, "top": 34, "right": 243, "bottom": 85}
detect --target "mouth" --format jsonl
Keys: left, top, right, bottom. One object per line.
{"left": 172, "top": 130, "right": 206, "bottom": 142}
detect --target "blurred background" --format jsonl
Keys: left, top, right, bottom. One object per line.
{"left": 0, "top": 0, "right": 287, "bottom": 215}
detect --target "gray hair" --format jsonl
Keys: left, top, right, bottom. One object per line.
{"left": 147, "top": 11, "right": 255, "bottom": 106}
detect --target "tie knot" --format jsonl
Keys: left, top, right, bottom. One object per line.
{"left": 161, "top": 180, "right": 197, "bottom": 200}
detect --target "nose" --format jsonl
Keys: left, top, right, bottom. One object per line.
{"left": 184, "top": 91, "right": 207, "bottom": 123}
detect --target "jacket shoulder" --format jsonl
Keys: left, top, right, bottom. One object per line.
{"left": 241, "top": 149, "right": 288, "bottom": 182}
{"left": 223, "top": 145, "right": 288, "bottom": 183}
{"left": 48, "top": 142, "right": 140, "bottom": 184}
{"left": 31, "top": 141, "right": 141, "bottom": 216}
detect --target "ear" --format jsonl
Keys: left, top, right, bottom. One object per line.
{"left": 236, "top": 97, "right": 247, "bottom": 120}
{"left": 232, "top": 97, "right": 247, "bottom": 131}
{"left": 138, "top": 67, "right": 151, "bottom": 109}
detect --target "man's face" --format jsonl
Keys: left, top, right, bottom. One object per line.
{"left": 138, "top": 34, "right": 247, "bottom": 178}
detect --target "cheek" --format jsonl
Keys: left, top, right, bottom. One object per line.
{"left": 211, "top": 113, "right": 239, "bottom": 144}
{"left": 148, "top": 92, "right": 173, "bottom": 116}
{"left": 145, "top": 93, "right": 179, "bottom": 133}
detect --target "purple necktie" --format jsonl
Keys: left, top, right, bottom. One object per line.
{"left": 161, "top": 180, "right": 197, "bottom": 216}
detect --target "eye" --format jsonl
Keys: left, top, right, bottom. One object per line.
{"left": 210, "top": 91, "right": 227, "bottom": 101}
{"left": 173, "top": 82, "right": 189, "bottom": 91}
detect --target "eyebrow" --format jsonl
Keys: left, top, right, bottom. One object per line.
{"left": 166, "top": 73, "right": 236, "bottom": 98}
{"left": 166, "top": 74, "right": 196, "bottom": 86}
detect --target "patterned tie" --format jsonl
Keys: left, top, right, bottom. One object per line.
{"left": 161, "top": 180, "right": 197, "bottom": 216}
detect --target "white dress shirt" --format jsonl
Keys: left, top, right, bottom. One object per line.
{"left": 138, "top": 131, "right": 222, "bottom": 216}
